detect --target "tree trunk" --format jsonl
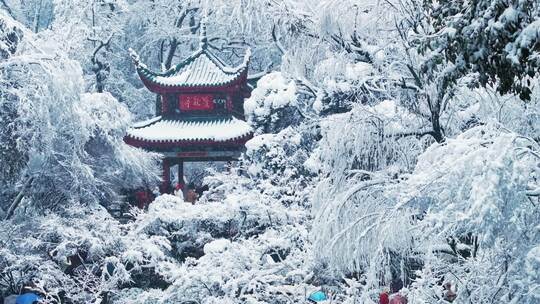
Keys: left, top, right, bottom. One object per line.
{"left": 164, "top": 38, "right": 178, "bottom": 70}
{"left": 431, "top": 110, "right": 444, "bottom": 143}
{"left": 33, "top": 0, "right": 44, "bottom": 33}
{"left": 4, "top": 176, "right": 34, "bottom": 220}
{"left": 95, "top": 61, "right": 105, "bottom": 93}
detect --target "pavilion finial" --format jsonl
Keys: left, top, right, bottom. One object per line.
{"left": 128, "top": 47, "right": 147, "bottom": 69}
{"left": 199, "top": 13, "right": 208, "bottom": 49}
{"left": 128, "top": 48, "right": 140, "bottom": 65}
{"left": 242, "top": 48, "right": 252, "bottom": 67}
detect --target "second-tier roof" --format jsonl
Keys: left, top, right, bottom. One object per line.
{"left": 124, "top": 115, "right": 253, "bottom": 149}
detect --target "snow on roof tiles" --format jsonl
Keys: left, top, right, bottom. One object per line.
{"left": 126, "top": 116, "right": 253, "bottom": 143}
{"left": 130, "top": 46, "right": 251, "bottom": 89}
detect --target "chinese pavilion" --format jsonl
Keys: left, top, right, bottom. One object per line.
{"left": 125, "top": 25, "right": 253, "bottom": 193}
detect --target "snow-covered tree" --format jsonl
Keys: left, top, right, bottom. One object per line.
{"left": 426, "top": 0, "right": 540, "bottom": 100}
{"left": 0, "top": 11, "right": 159, "bottom": 217}
{"left": 403, "top": 124, "right": 540, "bottom": 303}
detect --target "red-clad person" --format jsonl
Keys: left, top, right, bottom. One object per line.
{"left": 379, "top": 288, "right": 390, "bottom": 304}
{"left": 390, "top": 292, "right": 408, "bottom": 304}
{"left": 443, "top": 281, "right": 457, "bottom": 302}
{"left": 135, "top": 189, "right": 149, "bottom": 209}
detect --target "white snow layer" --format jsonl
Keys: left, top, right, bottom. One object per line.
{"left": 244, "top": 72, "right": 297, "bottom": 117}
{"left": 127, "top": 117, "right": 253, "bottom": 142}
{"left": 203, "top": 239, "right": 231, "bottom": 255}
{"left": 152, "top": 50, "right": 244, "bottom": 87}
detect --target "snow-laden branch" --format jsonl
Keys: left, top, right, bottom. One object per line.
{"left": 247, "top": 62, "right": 273, "bottom": 81}
{"left": 88, "top": 33, "right": 114, "bottom": 63}
{"left": 271, "top": 24, "right": 286, "bottom": 55}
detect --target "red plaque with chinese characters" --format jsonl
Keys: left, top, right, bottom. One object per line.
{"left": 179, "top": 94, "right": 214, "bottom": 111}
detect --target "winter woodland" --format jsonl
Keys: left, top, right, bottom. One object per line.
{"left": 0, "top": 0, "right": 539, "bottom": 303}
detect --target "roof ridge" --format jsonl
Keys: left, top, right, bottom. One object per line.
{"left": 164, "top": 49, "right": 205, "bottom": 76}
{"left": 202, "top": 48, "right": 229, "bottom": 70}
{"left": 130, "top": 43, "right": 250, "bottom": 89}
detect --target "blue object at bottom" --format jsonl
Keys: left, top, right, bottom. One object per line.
{"left": 308, "top": 290, "right": 328, "bottom": 302}
{"left": 16, "top": 293, "right": 40, "bottom": 304}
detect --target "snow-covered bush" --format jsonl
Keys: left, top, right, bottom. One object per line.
{"left": 312, "top": 56, "right": 386, "bottom": 115}
{"left": 0, "top": 203, "right": 172, "bottom": 302}
{"left": 244, "top": 126, "right": 317, "bottom": 206}
{"left": 244, "top": 72, "right": 301, "bottom": 134}
{"left": 77, "top": 92, "right": 161, "bottom": 200}
{"left": 111, "top": 171, "right": 314, "bottom": 303}
{"left": 156, "top": 226, "right": 311, "bottom": 304}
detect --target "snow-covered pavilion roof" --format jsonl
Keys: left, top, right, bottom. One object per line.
{"left": 128, "top": 25, "right": 251, "bottom": 92}
{"left": 124, "top": 116, "right": 253, "bottom": 148}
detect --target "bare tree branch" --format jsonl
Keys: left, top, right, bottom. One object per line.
{"left": 271, "top": 24, "right": 286, "bottom": 55}
{"left": 4, "top": 176, "right": 34, "bottom": 220}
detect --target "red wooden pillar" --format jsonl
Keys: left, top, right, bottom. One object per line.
{"left": 161, "top": 159, "right": 171, "bottom": 194}
{"left": 226, "top": 94, "right": 233, "bottom": 112}
{"left": 161, "top": 94, "right": 169, "bottom": 115}
{"left": 178, "top": 161, "right": 184, "bottom": 188}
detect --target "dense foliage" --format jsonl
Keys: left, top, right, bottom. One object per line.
{"left": 426, "top": 0, "right": 540, "bottom": 99}
{"left": 0, "top": 1, "right": 539, "bottom": 303}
